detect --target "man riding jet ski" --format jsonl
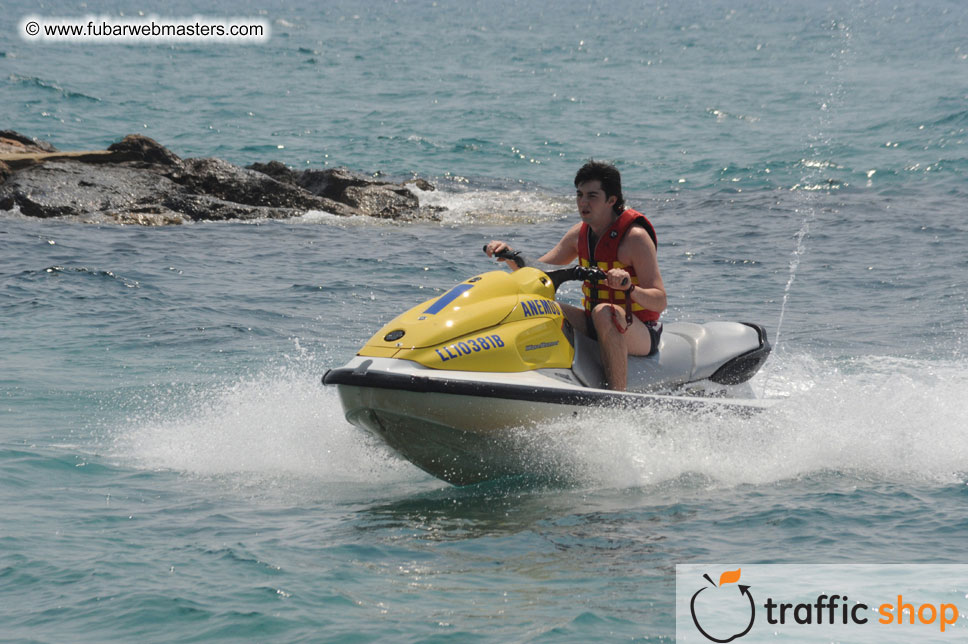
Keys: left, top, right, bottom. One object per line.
{"left": 487, "top": 160, "right": 666, "bottom": 392}
{"left": 323, "top": 163, "right": 772, "bottom": 485}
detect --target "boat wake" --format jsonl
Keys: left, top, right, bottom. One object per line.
{"left": 109, "top": 360, "right": 429, "bottom": 494}
{"left": 510, "top": 352, "right": 968, "bottom": 490}
{"left": 109, "top": 351, "right": 968, "bottom": 494}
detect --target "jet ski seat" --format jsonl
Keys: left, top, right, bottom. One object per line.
{"left": 572, "top": 321, "right": 767, "bottom": 392}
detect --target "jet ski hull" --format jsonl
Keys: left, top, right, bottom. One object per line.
{"left": 324, "top": 357, "right": 776, "bottom": 485}
{"left": 334, "top": 381, "right": 574, "bottom": 485}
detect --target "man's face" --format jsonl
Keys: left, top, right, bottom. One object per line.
{"left": 576, "top": 180, "right": 616, "bottom": 225}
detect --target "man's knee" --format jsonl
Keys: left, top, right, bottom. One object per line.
{"left": 590, "top": 303, "right": 620, "bottom": 334}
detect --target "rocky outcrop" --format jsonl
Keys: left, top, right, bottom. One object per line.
{"left": 107, "top": 134, "right": 181, "bottom": 166}
{"left": 0, "top": 130, "right": 57, "bottom": 155}
{"left": 0, "top": 131, "right": 440, "bottom": 224}
{"left": 245, "top": 163, "right": 442, "bottom": 220}
{"left": 0, "top": 160, "right": 181, "bottom": 219}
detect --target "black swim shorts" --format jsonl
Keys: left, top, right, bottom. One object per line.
{"left": 586, "top": 317, "right": 662, "bottom": 356}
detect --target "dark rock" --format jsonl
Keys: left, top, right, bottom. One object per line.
{"left": 246, "top": 160, "right": 297, "bottom": 183}
{"left": 0, "top": 161, "right": 181, "bottom": 218}
{"left": 107, "top": 134, "right": 181, "bottom": 166}
{"left": 342, "top": 184, "right": 420, "bottom": 219}
{"left": 0, "top": 130, "right": 57, "bottom": 154}
{"left": 161, "top": 193, "right": 300, "bottom": 221}
{"left": 298, "top": 167, "right": 372, "bottom": 201}
{"left": 102, "top": 207, "right": 188, "bottom": 226}
{"left": 247, "top": 162, "right": 440, "bottom": 220}
{"left": 0, "top": 132, "right": 443, "bottom": 223}
{"left": 249, "top": 165, "right": 437, "bottom": 220}
{"left": 166, "top": 157, "right": 359, "bottom": 216}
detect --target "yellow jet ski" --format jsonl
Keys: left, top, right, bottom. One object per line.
{"left": 323, "top": 251, "right": 772, "bottom": 485}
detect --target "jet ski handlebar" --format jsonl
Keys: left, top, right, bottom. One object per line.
{"left": 483, "top": 244, "right": 527, "bottom": 268}
{"left": 546, "top": 265, "right": 608, "bottom": 291}
{"left": 481, "top": 245, "right": 620, "bottom": 291}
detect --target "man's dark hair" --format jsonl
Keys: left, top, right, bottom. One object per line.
{"left": 574, "top": 160, "right": 625, "bottom": 214}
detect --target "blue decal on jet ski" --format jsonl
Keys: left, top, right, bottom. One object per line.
{"left": 423, "top": 283, "right": 474, "bottom": 315}
{"left": 525, "top": 341, "right": 559, "bottom": 351}
{"left": 435, "top": 345, "right": 461, "bottom": 361}
{"left": 435, "top": 335, "right": 504, "bottom": 361}
{"left": 521, "top": 299, "right": 562, "bottom": 318}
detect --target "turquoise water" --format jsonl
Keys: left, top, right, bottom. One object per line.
{"left": 3, "top": 1, "right": 968, "bottom": 641}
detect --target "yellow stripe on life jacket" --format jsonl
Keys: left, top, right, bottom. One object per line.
{"left": 578, "top": 257, "right": 645, "bottom": 312}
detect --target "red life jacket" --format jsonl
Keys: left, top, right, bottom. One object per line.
{"left": 577, "top": 208, "right": 660, "bottom": 322}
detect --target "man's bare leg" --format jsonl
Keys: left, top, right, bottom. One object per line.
{"left": 560, "top": 303, "right": 588, "bottom": 335}
{"left": 590, "top": 304, "right": 653, "bottom": 391}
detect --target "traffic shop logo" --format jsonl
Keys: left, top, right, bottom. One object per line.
{"left": 689, "top": 569, "right": 755, "bottom": 643}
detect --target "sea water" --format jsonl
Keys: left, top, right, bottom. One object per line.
{"left": 2, "top": 0, "right": 967, "bottom": 641}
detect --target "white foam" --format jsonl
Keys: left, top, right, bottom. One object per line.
{"left": 291, "top": 186, "right": 569, "bottom": 227}
{"left": 111, "top": 349, "right": 968, "bottom": 493}
{"left": 511, "top": 353, "right": 968, "bottom": 489}
{"left": 110, "top": 359, "right": 426, "bottom": 489}
{"left": 409, "top": 185, "right": 571, "bottom": 225}
{"left": 294, "top": 209, "right": 398, "bottom": 227}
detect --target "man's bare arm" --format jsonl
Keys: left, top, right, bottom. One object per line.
{"left": 486, "top": 223, "right": 580, "bottom": 271}
{"left": 616, "top": 227, "right": 667, "bottom": 313}
{"left": 537, "top": 223, "right": 581, "bottom": 265}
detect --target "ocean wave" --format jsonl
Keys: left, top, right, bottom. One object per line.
{"left": 7, "top": 74, "right": 101, "bottom": 102}
{"left": 931, "top": 109, "right": 968, "bottom": 128}
{"left": 40, "top": 266, "right": 141, "bottom": 288}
